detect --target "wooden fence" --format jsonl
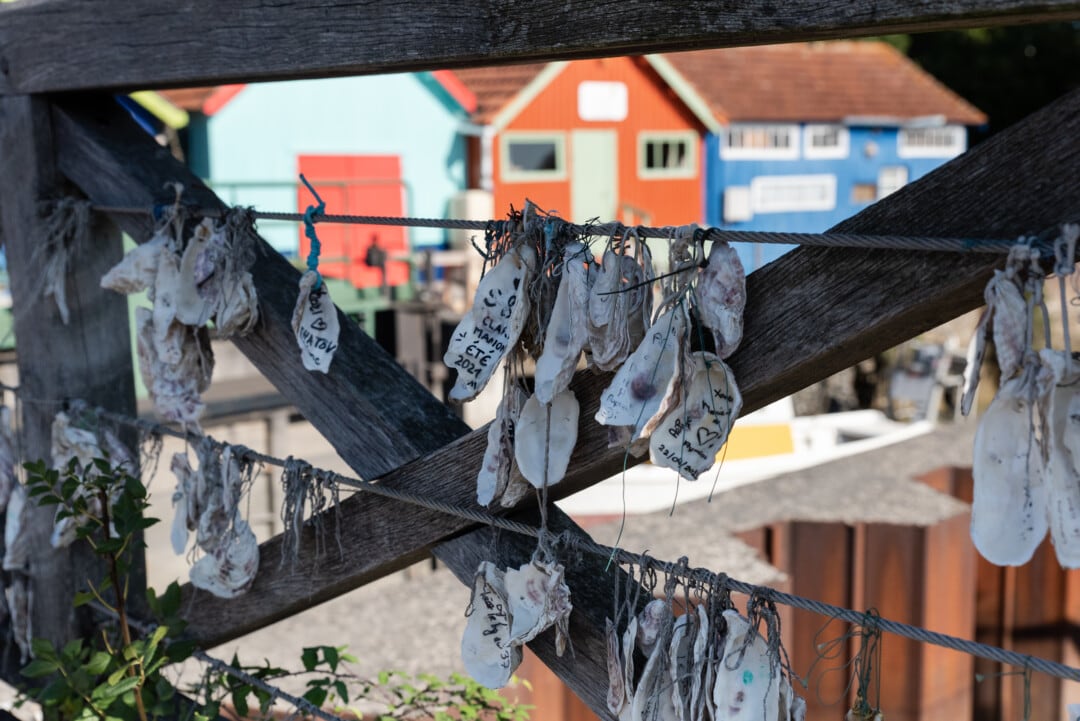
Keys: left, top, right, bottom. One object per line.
{"left": 0, "top": 1, "right": 1080, "bottom": 718}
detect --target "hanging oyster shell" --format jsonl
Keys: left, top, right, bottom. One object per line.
{"left": 213, "top": 269, "right": 259, "bottom": 338}
{"left": 51, "top": 410, "right": 104, "bottom": 470}
{"left": 596, "top": 306, "right": 687, "bottom": 438}
{"left": 136, "top": 308, "right": 214, "bottom": 427}
{"left": 100, "top": 427, "right": 137, "bottom": 476}
{"left": 2, "top": 483, "right": 28, "bottom": 571}
{"left": 49, "top": 411, "right": 122, "bottom": 548}
{"left": 606, "top": 618, "right": 627, "bottom": 717}
{"left": 292, "top": 270, "right": 340, "bottom": 373}
{"left": 712, "top": 610, "right": 779, "bottom": 721}
{"left": 0, "top": 407, "right": 17, "bottom": 512}
{"left": 669, "top": 613, "right": 694, "bottom": 721}
{"left": 589, "top": 250, "right": 621, "bottom": 332}
{"left": 986, "top": 269, "right": 1028, "bottom": 383}
{"left": 504, "top": 560, "right": 572, "bottom": 648}
{"left": 477, "top": 384, "right": 528, "bottom": 507}
{"left": 175, "top": 219, "right": 217, "bottom": 327}
{"left": 152, "top": 245, "right": 185, "bottom": 363}
{"left": 445, "top": 245, "right": 535, "bottom": 402}
{"left": 791, "top": 695, "right": 808, "bottom": 721}
{"left": 961, "top": 306, "right": 992, "bottom": 416}
{"left": 499, "top": 466, "right": 533, "bottom": 509}
{"left": 623, "top": 616, "right": 639, "bottom": 701}
{"left": 6, "top": 576, "right": 31, "bottom": 663}
{"left": 170, "top": 452, "right": 197, "bottom": 555}
{"left": 100, "top": 230, "right": 168, "bottom": 295}
{"left": 535, "top": 243, "right": 592, "bottom": 404}
{"left": 189, "top": 515, "right": 259, "bottom": 599}
{"left": 592, "top": 254, "right": 651, "bottom": 373}
{"left": 193, "top": 218, "right": 259, "bottom": 337}
{"left": 689, "top": 604, "right": 710, "bottom": 721}
{"left": 636, "top": 598, "right": 669, "bottom": 657}
{"left": 971, "top": 368, "right": 1049, "bottom": 565}
{"left": 631, "top": 607, "right": 677, "bottom": 721}
{"left": 650, "top": 353, "right": 742, "bottom": 481}
{"left": 462, "top": 561, "right": 522, "bottom": 689}
{"left": 1040, "top": 350, "right": 1080, "bottom": 567}
{"left": 514, "top": 390, "right": 579, "bottom": 489}
{"left": 695, "top": 241, "right": 746, "bottom": 359}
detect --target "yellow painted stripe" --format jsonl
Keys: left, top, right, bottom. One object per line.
{"left": 718, "top": 423, "right": 795, "bottom": 460}
{"left": 130, "top": 91, "right": 190, "bottom": 130}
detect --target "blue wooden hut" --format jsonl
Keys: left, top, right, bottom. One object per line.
{"left": 665, "top": 42, "right": 987, "bottom": 270}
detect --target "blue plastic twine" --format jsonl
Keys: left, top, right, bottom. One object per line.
{"left": 299, "top": 173, "right": 326, "bottom": 289}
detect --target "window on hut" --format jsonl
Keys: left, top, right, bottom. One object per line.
{"left": 639, "top": 131, "right": 697, "bottom": 179}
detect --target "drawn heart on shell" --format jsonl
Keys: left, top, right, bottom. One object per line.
{"left": 696, "top": 426, "right": 721, "bottom": 446}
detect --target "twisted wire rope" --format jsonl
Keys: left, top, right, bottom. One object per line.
{"left": 92, "top": 205, "right": 1037, "bottom": 255}
{"left": 53, "top": 398, "right": 1078, "bottom": 684}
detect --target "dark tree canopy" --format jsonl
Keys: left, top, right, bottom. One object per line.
{"left": 900, "top": 22, "right": 1080, "bottom": 140}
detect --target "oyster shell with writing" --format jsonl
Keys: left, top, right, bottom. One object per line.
{"left": 445, "top": 246, "right": 535, "bottom": 402}
{"left": 462, "top": 561, "right": 522, "bottom": 689}
{"left": 292, "top": 270, "right": 340, "bottom": 373}
{"left": 650, "top": 353, "right": 742, "bottom": 481}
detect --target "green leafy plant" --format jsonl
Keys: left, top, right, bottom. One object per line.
{"left": 20, "top": 456, "right": 531, "bottom": 721}
{"left": 194, "top": 644, "right": 532, "bottom": 721}
{"left": 20, "top": 458, "right": 187, "bottom": 721}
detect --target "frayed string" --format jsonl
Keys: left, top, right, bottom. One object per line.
{"left": 299, "top": 174, "right": 326, "bottom": 289}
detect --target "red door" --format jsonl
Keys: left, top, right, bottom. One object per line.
{"left": 296, "top": 155, "right": 410, "bottom": 289}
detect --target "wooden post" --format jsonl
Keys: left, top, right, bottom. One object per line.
{"left": 0, "top": 95, "right": 139, "bottom": 667}
{"left": 770, "top": 522, "right": 854, "bottom": 721}
{"left": 852, "top": 515, "right": 974, "bottom": 721}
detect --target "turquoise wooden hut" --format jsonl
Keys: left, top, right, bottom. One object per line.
{"left": 160, "top": 72, "right": 476, "bottom": 291}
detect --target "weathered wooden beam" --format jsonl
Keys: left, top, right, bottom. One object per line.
{"left": 0, "top": 95, "right": 139, "bottom": 672}
{"left": 49, "top": 89, "right": 1080, "bottom": 719}
{"left": 2, "top": 0, "right": 1080, "bottom": 94}
{"left": 50, "top": 96, "right": 469, "bottom": 480}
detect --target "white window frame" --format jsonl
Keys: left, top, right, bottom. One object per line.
{"left": 500, "top": 132, "right": 567, "bottom": 182}
{"left": 877, "top": 165, "right": 909, "bottom": 199}
{"left": 720, "top": 124, "right": 800, "bottom": 160}
{"left": 638, "top": 131, "right": 698, "bottom": 179}
{"left": 750, "top": 174, "right": 837, "bottom": 214}
{"left": 803, "top": 124, "right": 850, "bottom": 160}
{"left": 897, "top": 125, "right": 966, "bottom": 159}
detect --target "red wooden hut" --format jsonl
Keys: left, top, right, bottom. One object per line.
{"left": 453, "top": 56, "right": 718, "bottom": 227}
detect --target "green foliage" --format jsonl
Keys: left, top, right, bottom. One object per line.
{"left": 20, "top": 456, "right": 531, "bottom": 721}
{"left": 193, "top": 646, "right": 532, "bottom": 721}
{"left": 20, "top": 458, "right": 181, "bottom": 721}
